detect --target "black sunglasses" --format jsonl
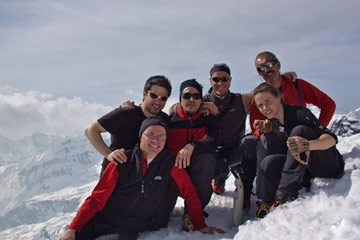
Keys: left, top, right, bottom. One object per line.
{"left": 148, "top": 91, "right": 168, "bottom": 102}
{"left": 257, "top": 60, "right": 278, "bottom": 72}
{"left": 182, "top": 92, "right": 202, "bottom": 100}
{"left": 211, "top": 77, "right": 230, "bottom": 83}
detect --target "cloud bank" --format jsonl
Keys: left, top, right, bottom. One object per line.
{"left": 0, "top": 86, "right": 112, "bottom": 139}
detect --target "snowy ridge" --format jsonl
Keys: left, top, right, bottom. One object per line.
{"left": 0, "top": 133, "right": 104, "bottom": 232}
{"left": 0, "top": 110, "right": 360, "bottom": 240}
{"left": 330, "top": 108, "right": 360, "bottom": 137}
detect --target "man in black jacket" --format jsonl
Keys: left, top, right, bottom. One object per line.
{"left": 60, "top": 117, "right": 224, "bottom": 240}
{"left": 204, "top": 64, "right": 258, "bottom": 208}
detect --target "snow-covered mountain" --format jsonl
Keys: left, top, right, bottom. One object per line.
{"left": 0, "top": 133, "right": 105, "bottom": 233}
{"left": 330, "top": 108, "right": 360, "bottom": 137}
{"left": 0, "top": 109, "right": 359, "bottom": 240}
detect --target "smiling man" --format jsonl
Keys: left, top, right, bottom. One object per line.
{"left": 84, "top": 75, "right": 172, "bottom": 176}
{"left": 166, "top": 79, "right": 218, "bottom": 231}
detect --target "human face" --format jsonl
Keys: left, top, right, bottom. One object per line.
{"left": 210, "top": 71, "right": 231, "bottom": 97}
{"left": 140, "top": 125, "right": 167, "bottom": 159}
{"left": 142, "top": 85, "right": 168, "bottom": 117}
{"left": 254, "top": 91, "right": 282, "bottom": 120}
{"left": 180, "top": 87, "right": 202, "bottom": 115}
{"left": 255, "top": 55, "right": 281, "bottom": 87}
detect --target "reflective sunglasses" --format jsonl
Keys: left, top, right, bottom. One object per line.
{"left": 148, "top": 91, "right": 168, "bottom": 102}
{"left": 256, "top": 60, "right": 278, "bottom": 73}
{"left": 181, "top": 92, "right": 202, "bottom": 100}
{"left": 211, "top": 77, "right": 230, "bottom": 83}
{"left": 144, "top": 132, "right": 167, "bottom": 141}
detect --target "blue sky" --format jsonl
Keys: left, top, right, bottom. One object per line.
{"left": 0, "top": 0, "right": 359, "bottom": 113}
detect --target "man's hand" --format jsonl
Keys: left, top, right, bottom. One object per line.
{"left": 283, "top": 72, "right": 297, "bottom": 82}
{"left": 175, "top": 143, "right": 194, "bottom": 169}
{"left": 200, "top": 102, "right": 219, "bottom": 116}
{"left": 253, "top": 119, "right": 273, "bottom": 133}
{"left": 121, "top": 100, "right": 135, "bottom": 109}
{"left": 59, "top": 229, "right": 75, "bottom": 240}
{"left": 199, "top": 226, "right": 225, "bottom": 234}
{"left": 106, "top": 148, "right": 127, "bottom": 165}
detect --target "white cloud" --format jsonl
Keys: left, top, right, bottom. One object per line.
{"left": 0, "top": 86, "right": 112, "bottom": 139}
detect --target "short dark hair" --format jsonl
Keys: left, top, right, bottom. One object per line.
{"left": 255, "top": 51, "right": 279, "bottom": 63}
{"left": 144, "top": 75, "right": 172, "bottom": 97}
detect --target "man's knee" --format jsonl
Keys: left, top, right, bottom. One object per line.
{"left": 194, "top": 152, "right": 216, "bottom": 171}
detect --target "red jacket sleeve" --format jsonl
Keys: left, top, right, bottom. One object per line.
{"left": 170, "top": 166, "right": 207, "bottom": 230}
{"left": 296, "top": 79, "right": 336, "bottom": 127}
{"left": 68, "top": 163, "right": 119, "bottom": 232}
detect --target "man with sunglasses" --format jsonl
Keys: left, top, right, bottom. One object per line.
{"left": 203, "top": 63, "right": 258, "bottom": 210}
{"left": 250, "top": 51, "right": 336, "bottom": 136}
{"left": 166, "top": 79, "right": 219, "bottom": 231}
{"left": 85, "top": 75, "right": 172, "bottom": 176}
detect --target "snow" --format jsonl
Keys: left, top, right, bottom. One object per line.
{"left": 0, "top": 110, "right": 360, "bottom": 240}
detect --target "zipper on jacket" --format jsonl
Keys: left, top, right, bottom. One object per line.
{"left": 141, "top": 180, "right": 144, "bottom": 193}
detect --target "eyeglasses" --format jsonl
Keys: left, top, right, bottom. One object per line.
{"left": 148, "top": 91, "right": 168, "bottom": 102}
{"left": 144, "top": 132, "right": 167, "bottom": 141}
{"left": 211, "top": 77, "right": 230, "bottom": 83}
{"left": 182, "top": 92, "right": 202, "bottom": 100}
{"left": 256, "top": 61, "right": 278, "bottom": 73}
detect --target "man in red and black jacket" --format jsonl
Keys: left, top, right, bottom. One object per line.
{"left": 59, "top": 117, "right": 224, "bottom": 240}
{"left": 166, "top": 79, "right": 219, "bottom": 217}
{"left": 250, "top": 51, "right": 336, "bottom": 137}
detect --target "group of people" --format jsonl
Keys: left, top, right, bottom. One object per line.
{"left": 59, "top": 51, "right": 344, "bottom": 240}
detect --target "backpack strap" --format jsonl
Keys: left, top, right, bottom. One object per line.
{"left": 294, "top": 80, "right": 303, "bottom": 106}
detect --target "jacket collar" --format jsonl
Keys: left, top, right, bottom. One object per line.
{"left": 178, "top": 105, "right": 201, "bottom": 121}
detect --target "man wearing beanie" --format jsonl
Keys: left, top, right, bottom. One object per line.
{"left": 60, "top": 117, "right": 224, "bottom": 240}
{"left": 166, "top": 79, "right": 219, "bottom": 231}
{"left": 203, "top": 63, "right": 258, "bottom": 209}
{"left": 85, "top": 75, "right": 171, "bottom": 177}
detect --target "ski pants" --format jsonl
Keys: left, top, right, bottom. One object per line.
{"left": 214, "top": 134, "right": 258, "bottom": 199}
{"left": 256, "top": 125, "right": 344, "bottom": 203}
{"left": 186, "top": 152, "right": 217, "bottom": 209}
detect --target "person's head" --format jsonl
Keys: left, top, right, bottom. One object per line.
{"left": 255, "top": 51, "right": 282, "bottom": 87}
{"left": 142, "top": 75, "right": 172, "bottom": 117}
{"left": 139, "top": 116, "right": 168, "bottom": 159}
{"left": 251, "top": 83, "right": 283, "bottom": 120}
{"left": 209, "top": 63, "right": 232, "bottom": 97}
{"left": 179, "top": 79, "right": 203, "bottom": 115}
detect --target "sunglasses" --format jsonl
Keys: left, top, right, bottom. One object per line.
{"left": 257, "top": 61, "right": 278, "bottom": 73}
{"left": 182, "top": 92, "right": 202, "bottom": 100}
{"left": 144, "top": 132, "right": 167, "bottom": 141}
{"left": 148, "top": 91, "right": 168, "bottom": 102}
{"left": 211, "top": 77, "right": 230, "bottom": 83}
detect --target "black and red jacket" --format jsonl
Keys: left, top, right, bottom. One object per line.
{"left": 166, "top": 106, "right": 219, "bottom": 156}
{"left": 68, "top": 144, "right": 206, "bottom": 234}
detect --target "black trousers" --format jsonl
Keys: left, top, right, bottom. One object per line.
{"left": 256, "top": 125, "right": 344, "bottom": 203}
{"left": 214, "top": 134, "right": 258, "bottom": 199}
{"left": 186, "top": 152, "right": 217, "bottom": 209}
